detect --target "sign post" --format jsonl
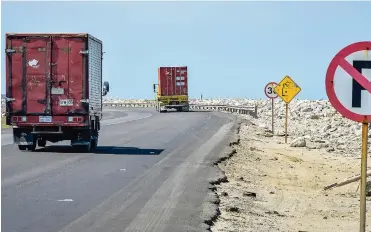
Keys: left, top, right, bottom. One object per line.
{"left": 264, "top": 82, "right": 278, "bottom": 134}
{"left": 274, "top": 75, "right": 302, "bottom": 143}
{"left": 325, "top": 41, "right": 371, "bottom": 232}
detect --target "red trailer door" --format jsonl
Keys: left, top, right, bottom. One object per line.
{"left": 6, "top": 34, "right": 87, "bottom": 116}
{"left": 50, "top": 37, "right": 85, "bottom": 115}
{"left": 6, "top": 36, "right": 51, "bottom": 114}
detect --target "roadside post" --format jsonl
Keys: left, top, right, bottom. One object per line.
{"left": 264, "top": 82, "right": 278, "bottom": 134}
{"left": 274, "top": 75, "right": 302, "bottom": 144}
{"left": 325, "top": 41, "right": 371, "bottom": 232}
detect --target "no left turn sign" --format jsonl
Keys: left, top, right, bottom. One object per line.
{"left": 325, "top": 41, "right": 371, "bottom": 123}
{"left": 264, "top": 82, "right": 278, "bottom": 99}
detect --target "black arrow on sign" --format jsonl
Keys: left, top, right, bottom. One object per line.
{"left": 352, "top": 60, "right": 371, "bottom": 108}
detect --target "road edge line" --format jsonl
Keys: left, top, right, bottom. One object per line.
{"left": 203, "top": 117, "right": 242, "bottom": 231}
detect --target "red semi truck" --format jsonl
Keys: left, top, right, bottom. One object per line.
{"left": 153, "top": 66, "right": 189, "bottom": 112}
{"left": 4, "top": 33, "right": 109, "bottom": 152}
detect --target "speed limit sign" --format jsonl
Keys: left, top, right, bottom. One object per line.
{"left": 264, "top": 81, "right": 278, "bottom": 134}
{"left": 264, "top": 82, "right": 278, "bottom": 99}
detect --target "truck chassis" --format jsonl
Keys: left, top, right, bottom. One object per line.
{"left": 155, "top": 96, "right": 190, "bottom": 113}
{"left": 12, "top": 116, "right": 101, "bottom": 152}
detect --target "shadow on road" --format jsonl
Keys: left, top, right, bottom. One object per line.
{"left": 158, "top": 110, "right": 213, "bottom": 113}
{"left": 94, "top": 146, "right": 164, "bottom": 155}
{"left": 36, "top": 145, "right": 164, "bottom": 155}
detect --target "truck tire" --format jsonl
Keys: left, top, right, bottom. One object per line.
{"left": 18, "top": 145, "right": 27, "bottom": 151}
{"left": 27, "top": 143, "right": 36, "bottom": 151}
{"left": 90, "top": 137, "right": 98, "bottom": 152}
{"left": 182, "top": 105, "right": 190, "bottom": 112}
{"left": 85, "top": 142, "right": 92, "bottom": 152}
{"left": 38, "top": 139, "right": 46, "bottom": 147}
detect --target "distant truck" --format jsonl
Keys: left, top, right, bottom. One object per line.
{"left": 5, "top": 33, "right": 110, "bottom": 152}
{"left": 153, "top": 66, "right": 189, "bottom": 112}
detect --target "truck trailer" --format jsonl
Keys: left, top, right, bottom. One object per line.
{"left": 5, "top": 33, "right": 110, "bottom": 152}
{"left": 153, "top": 66, "right": 189, "bottom": 113}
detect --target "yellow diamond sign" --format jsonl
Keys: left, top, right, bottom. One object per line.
{"left": 274, "top": 75, "right": 301, "bottom": 103}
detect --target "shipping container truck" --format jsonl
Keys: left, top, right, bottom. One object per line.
{"left": 5, "top": 33, "right": 110, "bottom": 152}
{"left": 153, "top": 66, "right": 189, "bottom": 113}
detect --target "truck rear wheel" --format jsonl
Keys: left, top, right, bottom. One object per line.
{"left": 90, "top": 137, "right": 98, "bottom": 152}
{"left": 27, "top": 143, "right": 36, "bottom": 151}
{"left": 182, "top": 105, "right": 190, "bottom": 112}
{"left": 75, "top": 131, "right": 98, "bottom": 153}
{"left": 18, "top": 145, "right": 27, "bottom": 151}
{"left": 38, "top": 139, "right": 46, "bottom": 147}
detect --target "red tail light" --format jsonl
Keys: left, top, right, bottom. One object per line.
{"left": 68, "top": 116, "right": 83, "bottom": 123}
{"left": 12, "top": 116, "right": 27, "bottom": 122}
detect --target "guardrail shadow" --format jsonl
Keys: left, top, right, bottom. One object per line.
{"left": 158, "top": 110, "right": 213, "bottom": 113}
{"left": 35, "top": 145, "right": 164, "bottom": 155}
{"left": 189, "top": 110, "right": 213, "bottom": 113}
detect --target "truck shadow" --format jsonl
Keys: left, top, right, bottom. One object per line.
{"left": 36, "top": 146, "right": 164, "bottom": 155}
{"left": 94, "top": 146, "right": 164, "bottom": 155}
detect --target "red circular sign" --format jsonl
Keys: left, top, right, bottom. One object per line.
{"left": 264, "top": 82, "right": 278, "bottom": 99}
{"left": 325, "top": 41, "right": 371, "bottom": 123}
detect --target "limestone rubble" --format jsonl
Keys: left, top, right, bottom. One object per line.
{"left": 172, "top": 97, "right": 370, "bottom": 157}
{"left": 228, "top": 98, "right": 371, "bottom": 157}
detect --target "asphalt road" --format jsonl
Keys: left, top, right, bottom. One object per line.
{"left": 1, "top": 108, "right": 237, "bottom": 232}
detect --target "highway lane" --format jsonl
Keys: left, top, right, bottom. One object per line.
{"left": 1, "top": 109, "right": 151, "bottom": 146}
{"left": 1, "top": 108, "right": 237, "bottom": 232}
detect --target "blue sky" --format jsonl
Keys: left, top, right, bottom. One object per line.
{"left": 2, "top": 1, "right": 371, "bottom": 100}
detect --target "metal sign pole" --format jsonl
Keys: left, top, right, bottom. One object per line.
{"left": 285, "top": 103, "right": 288, "bottom": 144}
{"left": 359, "top": 122, "right": 369, "bottom": 232}
{"left": 264, "top": 81, "right": 279, "bottom": 134}
{"left": 273, "top": 75, "right": 301, "bottom": 144}
{"left": 271, "top": 98, "right": 274, "bottom": 134}
{"left": 325, "top": 42, "right": 371, "bottom": 232}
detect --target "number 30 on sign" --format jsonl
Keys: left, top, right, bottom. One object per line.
{"left": 264, "top": 82, "right": 278, "bottom": 99}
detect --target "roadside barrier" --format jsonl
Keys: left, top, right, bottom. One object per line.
{"left": 102, "top": 103, "right": 258, "bottom": 118}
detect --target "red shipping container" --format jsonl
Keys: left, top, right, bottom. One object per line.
{"left": 158, "top": 66, "right": 188, "bottom": 96}
{"left": 5, "top": 33, "right": 103, "bottom": 118}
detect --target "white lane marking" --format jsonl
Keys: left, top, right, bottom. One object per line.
{"left": 58, "top": 199, "right": 74, "bottom": 202}
{"left": 123, "top": 121, "right": 235, "bottom": 232}
{"left": 119, "top": 169, "right": 126, "bottom": 171}
{"left": 1, "top": 110, "right": 153, "bottom": 146}
{"left": 2, "top": 155, "right": 86, "bottom": 188}
{"left": 1, "top": 110, "right": 154, "bottom": 187}
{"left": 56, "top": 121, "right": 228, "bottom": 232}
{"left": 102, "top": 112, "right": 153, "bottom": 126}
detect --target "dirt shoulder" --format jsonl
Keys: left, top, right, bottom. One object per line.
{"left": 211, "top": 120, "right": 371, "bottom": 232}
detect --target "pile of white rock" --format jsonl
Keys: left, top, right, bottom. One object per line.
{"left": 242, "top": 99, "right": 370, "bottom": 157}
{"left": 184, "top": 97, "right": 370, "bottom": 157}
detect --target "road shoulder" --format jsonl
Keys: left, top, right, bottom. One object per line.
{"left": 209, "top": 118, "right": 371, "bottom": 232}
{"left": 201, "top": 114, "right": 243, "bottom": 231}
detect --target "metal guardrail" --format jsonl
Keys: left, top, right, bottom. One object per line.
{"left": 1, "top": 102, "right": 257, "bottom": 118}
{"left": 103, "top": 103, "right": 258, "bottom": 118}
